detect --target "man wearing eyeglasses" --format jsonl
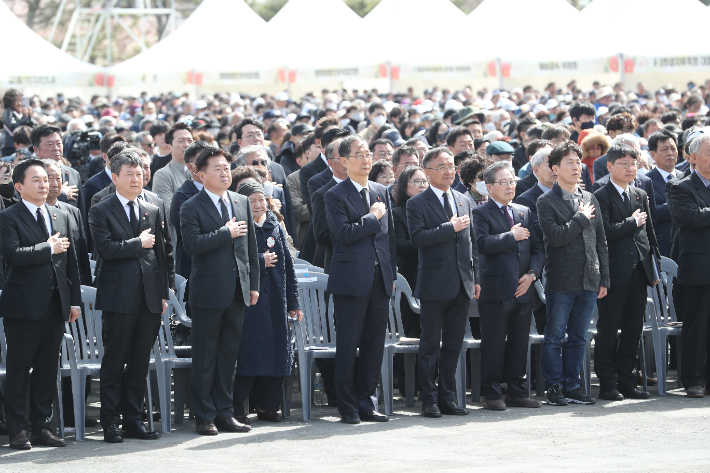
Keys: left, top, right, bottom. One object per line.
{"left": 593, "top": 144, "right": 659, "bottom": 401}
{"left": 407, "top": 147, "right": 480, "bottom": 418}
{"left": 324, "top": 135, "right": 396, "bottom": 425}
{"left": 471, "top": 162, "right": 544, "bottom": 411}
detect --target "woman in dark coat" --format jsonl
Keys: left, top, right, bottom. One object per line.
{"left": 233, "top": 180, "right": 302, "bottom": 423}
{"left": 392, "top": 165, "right": 428, "bottom": 337}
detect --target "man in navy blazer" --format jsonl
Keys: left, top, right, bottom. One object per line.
{"left": 407, "top": 147, "right": 480, "bottom": 418}
{"left": 473, "top": 162, "right": 545, "bottom": 411}
{"left": 324, "top": 135, "right": 396, "bottom": 425}
{"left": 646, "top": 129, "right": 680, "bottom": 257}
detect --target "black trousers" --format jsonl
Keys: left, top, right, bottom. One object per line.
{"left": 333, "top": 268, "right": 389, "bottom": 415}
{"left": 191, "top": 292, "right": 245, "bottom": 423}
{"left": 233, "top": 376, "right": 283, "bottom": 415}
{"left": 678, "top": 284, "right": 710, "bottom": 388}
{"left": 418, "top": 283, "right": 471, "bottom": 405}
{"left": 100, "top": 285, "right": 161, "bottom": 428}
{"left": 478, "top": 298, "right": 533, "bottom": 400}
{"left": 3, "top": 289, "right": 64, "bottom": 438}
{"left": 595, "top": 264, "right": 648, "bottom": 391}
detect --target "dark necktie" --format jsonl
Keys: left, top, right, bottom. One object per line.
{"left": 127, "top": 201, "right": 139, "bottom": 237}
{"left": 359, "top": 188, "right": 369, "bottom": 214}
{"left": 502, "top": 205, "right": 514, "bottom": 228}
{"left": 623, "top": 190, "right": 632, "bottom": 214}
{"left": 219, "top": 197, "right": 230, "bottom": 225}
{"left": 443, "top": 191, "right": 454, "bottom": 219}
{"left": 36, "top": 208, "right": 49, "bottom": 240}
{"left": 667, "top": 174, "right": 672, "bottom": 181}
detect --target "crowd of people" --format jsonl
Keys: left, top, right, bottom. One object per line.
{"left": 0, "top": 77, "right": 709, "bottom": 449}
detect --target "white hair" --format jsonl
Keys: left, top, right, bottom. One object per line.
{"left": 531, "top": 146, "right": 553, "bottom": 169}
{"left": 234, "top": 145, "right": 270, "bottom": 167}
{"left": 98, "top": 116, "right": 117, "bottom": 128}
{"left": 689, "top": 132, "right": 710, "bottom": 155}
{"left": 67, "top": 118, "right": 87, "bottom": 134}
{"left": 611, "top": 133, "right": 639, "bottom": 150}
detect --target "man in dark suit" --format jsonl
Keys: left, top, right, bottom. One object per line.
{"left": 180, "top": 147, "right": 259, "bottom": 434}
{"left": 646, "top": 129, "right": 680, "bottom": 257}
{"left": 83, "top": 133, "right": 126, "bottom": 212}
{"left": 0, "top": 159, "right": 82, "bottom": 449}
{"left": 594, "top": 144, "right": 660, "bottom": 401}
{"left": 90, "top": 142, "right": 134, "bottom": 208}
{"left": 89, "top": 150, "right": 172, "bottom": 443}
{"left": 407, "top": 147, "right": 480, "bottom": 418}
{"left": 668, "top": 135, "right": 710, "bottom": 398}
{"left": 312, "top": 139, "right": 348, "bottom": 273}
{"left": 472, "top": 162, "right": 544, "bottom": 411}
{"left": 324, "top": 135, "right": 396, "bottom": 424}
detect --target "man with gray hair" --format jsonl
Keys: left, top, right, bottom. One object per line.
{"left": 234, "top": 145, "right": 270, "bottom": 168}
{"left": 472, "top": 162, "right": 544, "bottom": 410}
{"left": 89, "top": 149, "right": 172, "bottom": 443}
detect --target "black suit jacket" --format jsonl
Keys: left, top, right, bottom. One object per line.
{"left": 54, "top": 201, "right": 92, "bottom": 285}
{"left": 594, "top": 181, "right": 658, "bottom": 287}
{"left": 515, "top": 183, "right": 545, "bottom": 234}
{"left": 311, "top": 178, "right": 337, "bottom": 272}
{"left": 299, "top": 155, "right": 328, "bottom": 212}
{"left": 299, "top": 166, "right": 333, "bottom": 263}
{"left": 668, "top": 172, "right": 710, "bottom": 285}
{"left": 266, "top": 161, "right": 296, "bottom": 239}
{"left": 676, "top": 160, "right": 690, "bottom": 173}
{"left": 646, "top": 167, "right": 673, "bottom": 256}
{"left": 392, "top": 203, "right": 418, "bottom": 288}
{"left": 179, "top": 189, "right": 259, "bottom": 308}
{"left": 592, "top": 172, "right": 657, "bottom": 219}
{"left": 170, "top": 179, "right": 200, "bottom": 278}
{"left": 308, "top": 167, "right": 333, "bottom": 198}
{"left": 89, "top": 193, "right": 170, "bottom": 314}
{"left": 472, "top": 199, "right": 544, "bottom": 303}
{"left": 324, "top": 178, "right": 396, "bottom": 297}
{"left": 512, "top": 145, "right": 528, "bottom": 175}
{"left": 514, "top": 171, "right": 537, "bottom": 199}
{"left": 666, "top": 167, "right": 693, "bottom": 261}
{"left": 0, "top": 201, "right": 82, "bottom": 320}
{"left": 83, "top": 168, "right": 111, "bottom": 212}
{"left": 407, "top": 186, "right": 479, "bottom": 300}
{"left": 594, "top": 154, "right": 608, "bottom": 181}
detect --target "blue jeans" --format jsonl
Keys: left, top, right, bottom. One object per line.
{"left": 541, "top": 290, "right": 597, "bottom": 391}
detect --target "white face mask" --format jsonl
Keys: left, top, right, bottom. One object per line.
{"left": 636, "top": 168, "right": 648, "bottom": 177}
{"left": 340, "top": 118, "right": 350, "bottom": 127}
{"left": 475, "top": 181, "right": 489, "bottom": 195}
{"left": 351, "top": 112, "right": 364, "bottom": 122}
{"left": 144, "top": 113, "right": 157, "bottom": 121}
{"left": 372, "top": 115, "right": 387, "bottom": 127}
{"left": 484, "top": 122, "right": 496, "bottom": 132}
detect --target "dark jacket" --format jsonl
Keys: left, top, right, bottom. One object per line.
{"left": 277, "top": 141, "right": 299, "bottom": 176}
{"left": 311, "top": 178, "right": 337, "bottom": 273}
{"left": 54, "top": 201, "right": 92, "bottom": 285}
{"left": 515, "top": 182, "right": 546, "bottom": 235}
{"left": 512, "top": 145, "right": 528, "bottom": 175}
{"left": 594, "top": 154, "right": 608, "bottom": 181}
{"left": 666, "top": 166, "right": 693, "bottom": 261}
{"left": 536, "top": 183, "right": 610, "bottom": 293}
{"left": 170, "top": 179, "right": 200, "bottom": 277}
{"left": 594, "top": 181, "right": 658, "bottom": 287}
{"left": 83, "top": 167, "right": 112, "bottom": 213}
{"left": 472, "top": 199, "right": 544, "bottom": 303}
{"left": 324, "top": 178, "right": 397, "bottom": 297}
{"left": 299, "top": 165, "right": 333, "bottom": 263}
{"left": 592, "top": 172, "right": 656, "bottom": 219}
{"left": 514, "top": 171, "right": 538, "bottom": 199}
{"left": 646, "top": 167, "right": 673, "bottom": 257}
{"left": 407, "top": 186, "right": 479, "bottom": 300}
{"left": 299, "top": 154, "right": 328, "bottom": 213}
{"left": 89, "top": 193, "right": 170, "bottom": 314}
{"left": 667, "top": 171, "right": 710, "bottom": 285}
{"left": 234, "top": 211, "right": 300, "bottom": 378}
{"left": 0, "top": 201, "right": 82, "bottom": 320}
{"left": 179, "top": 189, "right": 259, "bottom": 308}
{"left": 267, "top": 161, "right": 296, "bottom": 239}
{"left": 392, "top": 203, "right": 418, "bottom": 289}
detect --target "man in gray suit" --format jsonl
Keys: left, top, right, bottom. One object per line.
{"left": 407, "top": 147, "right": 480, "bottom": 418}
{"left": 179, "top": 147, "right": 259, "bottom": 436}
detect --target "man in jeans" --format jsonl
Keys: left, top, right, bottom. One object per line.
{"left": 536, "top": 142, "right": 609, "bottom": 406}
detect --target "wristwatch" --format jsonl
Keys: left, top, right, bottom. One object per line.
{"left": 527, "top": 270, "right": 538, "bottom": 281}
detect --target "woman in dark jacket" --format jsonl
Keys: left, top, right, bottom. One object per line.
{"left": 1, "top": 89, "right": 32, "bottom": 157}
{"left": 392, "top": 165, "right": 428, "bottom": 337}
{"left": 233, "top": 180, "right": 302, "bottom": 423}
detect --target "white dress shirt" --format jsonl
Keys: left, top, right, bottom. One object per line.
{"left": 193, "top": 181, "right": 204, "bottom": 191}
{"left": 204, "top": 188, "right": 233, "bottom": 220}
{"left": 429, "top": 185, "right": 458, "bottom": 216}
{"left": 611, "top": 179, "right": 629, "bottom": 201}
{"left": 656, "top": 167, "right": 676, "bottom": 182}
{"left": 104, "top": 166, "right": 112, "bottom": 180}
{"left": 115, "top": 192, "right": 140, "bottom": 222}
{"left": 23, "top": 200, "right": 53, "bottom": 244}
{"left": 490, "top": 197, "right": 513, "bottom": 220}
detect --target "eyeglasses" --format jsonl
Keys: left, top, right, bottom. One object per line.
{"left": 345, "top": 152, "right": 373, "bottom": 161}
{"left": 427, "top": 165, "right": 457, "bottom": 173}
{"left": 614, "top": 161, "right": 638, "bottom": 169}
{"left": 250, "top": 159, "right": 268, "bottom": 167}
{"left": 376, "top": 150, "right": 394, "bottom": 158}
{"left": 494, "top": 180, "right": 517, "bottom": 187}
{"left": 244, "top": 132, "right": 264, "bottom": 140}
{"left": 409, "top": 179, "right": 428, "bottom": 187}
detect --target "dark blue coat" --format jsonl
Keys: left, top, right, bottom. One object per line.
{"left": 235, "top": 211, "right": 300, "bottom": 377}
{"left": 646, "top": 167, "right": 672, "bottom": 256}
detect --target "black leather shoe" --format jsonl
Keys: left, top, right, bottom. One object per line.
{"left": 235, "top": 415, "right": 251, "bottom": 426}
{"left": 438, "top": 400, "right": 469, "bottom": 416}
{"left": 256, "top": 410, "right": 282, "bottom": 422}
{"left": 360, "top": 411, "right": 388, "bottom": 422}
{"left": 103, "top": 422, "right": 123, "bottom": 443}
{"left": 196, "top": 422, "right": 218, "bottom": 435}
{"left": 214, "top": 417, "right": 251, "bottom": 432}
{"left": 421, "top": 403, "right": 442, "bottom": 418}
{"left": 30, "top": 428, "right": 68, "bottom": 447}
{"left": 598, "top": 388, "right": 624, "bottom": 401}
{"left": 122, "top": 421, "right": 161, "bottom": 440}
{"left": 340, "top": 413, "right": 361, "bottom": 424}
{"left": 9, "top": 430, "right": 32, "bottom": 450}
{"left": 619, "top": 387, "right": 651, "bottom": 399}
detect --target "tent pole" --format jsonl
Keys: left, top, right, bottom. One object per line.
{"left": 286, "top": 66, "right": 292, "bottom": 96}
{"left": 387, "top": 60, "right": 392, "bottom": 94}
{"left": 496, "top": 57, "right": 503, "bottom": 90}
{"left": 618, "top": 53, "right": 626, "bottom": 90}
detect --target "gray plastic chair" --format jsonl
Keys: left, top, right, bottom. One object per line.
{"left": 294, "top": 264, "right": 325, "bottom": 273}
{"left": 457, "top": 311, "right": 481, "bottom": 406}
{"left": 381, "top": 273, "right": 421, "bottom": 415}
{"left": 292, "top": 272, "right": 337, "bottom": 421}
{"left": 175, "top": 274, "right": 188, "bottom": 313}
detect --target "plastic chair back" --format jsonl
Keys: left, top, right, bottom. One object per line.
{"left": 66, "top": 286, "right": 104, "bottom": 364}
{"left": 294, "top": 264, "right": 324, "bottom": 273}
{"left": 295, "top": 273, "right": 335, "bottom": 348}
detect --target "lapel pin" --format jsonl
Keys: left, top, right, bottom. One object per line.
{"left": 234, "top": 199, "right": 237, "bottom": 203}
{"left": 144, "top": 212, "right": 148, "bottom": 216}
{"left": 267, "top": 237, "right": 275, "bottom": 248}
{"left": 377, "top": 196, "right": 380, "bottom": 201}
{"left": 520, "top": 213, "right": 524, "bottom": 217}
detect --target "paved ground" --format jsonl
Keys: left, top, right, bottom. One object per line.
{"left": 0, "top": 375, "right": 708, "bottom": 473}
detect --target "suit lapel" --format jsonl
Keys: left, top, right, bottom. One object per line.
{"left": 486, "top": 198, "right": 511, "bottom": 231}
{"left": 511, "top": 203, "right": 524, "bottom": 226}
{"left": 648, "top": 169, "right": 665, "bottom": 197}
{"left": 110, "top": 194, "right": 135, "bottom": 238}
{"left": 137, "top": 199, "right": 151, "bottom": 233}
{"left": 606, "top": 181, "right": 629, "bottom": 217}
{"left": 424, "top": 187, "right": 448, "bottom": 224}
{"left": 198, "top": 189, "right": 224, "bottom": 227}
{"left": 453, "top": 190, "right": 466, "bottom": 218}
{"left": 344, "top": 179, "right": 367, "bottom": 217}
{"left": 692, "top": 172, "right": 710, "bottom": 207}
{"left": 228, "top": 191, "right": 244, "bottom": 223}
{"left": 47, "top": 204, "right": 66, "bottom": 236}
{"left": 17, "top": 202, "right": 47, "bottom": 242}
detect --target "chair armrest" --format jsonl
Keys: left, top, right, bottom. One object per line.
{"left": 534, "top": 280, "right": 545, "bottom": 304}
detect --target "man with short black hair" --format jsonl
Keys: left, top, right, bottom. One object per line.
{"left": 148, "top": 121, "right": 171, "bottom": 186}
{"left": 569, "top": 101, "right": 596, "bottom": 143}
{"left": 512, "top": 118, "right": 537, "bottom": 174}
{"left": 83, "top": 133, "right": 127, "bottom": 213}
{"left": 370, "top": 138, "right": 394, "bottom": 162}
{"left": 536, "top": 141, "right": 609, "bottom": 406}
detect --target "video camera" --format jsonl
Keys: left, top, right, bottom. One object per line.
{"left": 65, "top": 130, "right": 102, "bottom": 182}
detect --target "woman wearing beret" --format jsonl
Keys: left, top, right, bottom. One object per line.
{"left": 232, "top": 179, "right": 302, "bottom": 423}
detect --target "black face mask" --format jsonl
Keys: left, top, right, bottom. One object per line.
{"left": 0, "top": 182, "right": 15, "bottom": 199}
{"left": 437, "top": 133, "right": 447, "bottom": 142}
{"left": 581, "top": 121, "right": 595, "bottom": 130}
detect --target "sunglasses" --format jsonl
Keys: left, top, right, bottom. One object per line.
{"left": 250, "top": 159, "right": 268, "bottom": 167}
